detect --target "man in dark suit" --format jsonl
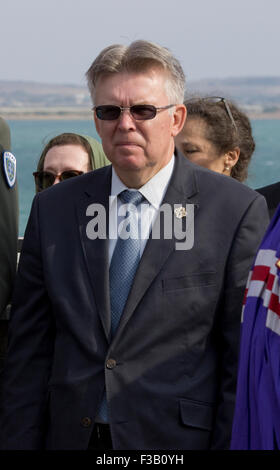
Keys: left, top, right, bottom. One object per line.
{"left": 0, "top": 117, "right": 18, "bottom": 372}
{"left": 257, "top": 182, "right": 280, "bottom": 219}
{"left": 0, "top": 41, "right": 269, "bottom": 450}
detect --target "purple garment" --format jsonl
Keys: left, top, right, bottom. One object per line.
{"left": 231, "top": 204, "right": 280, "bottom": 449}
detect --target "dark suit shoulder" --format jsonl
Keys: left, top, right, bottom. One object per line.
{"left": 256, "top": 181, "right": 280, "bottom": 201}
{"left": 256, "top": 181, "right": 280, "bottom": 219}
{"left": 175, "top": 151, "right": 262, "bottom": 209}
{"left": 256, "top": 181, "right": 280, "bottom": 195}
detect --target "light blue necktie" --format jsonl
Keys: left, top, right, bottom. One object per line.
{"left": 97, "top": 190, "right": 145, "bottom": 422}
{"left": 110, "top": 190, "right": 145, "bottom": 336}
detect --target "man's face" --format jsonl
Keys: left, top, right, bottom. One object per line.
{"left": 94, "top": 68, "right": 186, "bottom": 187}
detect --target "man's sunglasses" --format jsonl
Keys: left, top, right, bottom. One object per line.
{"left": 33, "top": 170, "right": 84, "bottom": 192}
{"left": 94, "top": 104, "right": 175, "bottom": 121}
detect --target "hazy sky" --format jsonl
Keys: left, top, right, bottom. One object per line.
{"left": 1, "top": 0, "right": 279, "bottom": 85}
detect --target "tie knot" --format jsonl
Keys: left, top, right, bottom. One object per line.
{"left": 119, "top": 190, "right": 144, "bottom": 207}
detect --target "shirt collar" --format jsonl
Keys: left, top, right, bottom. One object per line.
{"left": 111, "top": 155, "right": 175, "bottom": 209}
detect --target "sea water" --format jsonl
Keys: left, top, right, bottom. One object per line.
{"left": 7, "top": 119, "right": 280, "bottom": 236}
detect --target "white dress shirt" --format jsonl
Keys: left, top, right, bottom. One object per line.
{"left": 109, "top": 156, "right": 175, "bottom": 264}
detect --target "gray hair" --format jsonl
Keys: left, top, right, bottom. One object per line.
{"left": 86, "top": 40, "right": 186, "bottom": 105}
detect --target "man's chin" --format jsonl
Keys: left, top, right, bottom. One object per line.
{"left": 113, "top": 154, "right": 145, "bottom": 171}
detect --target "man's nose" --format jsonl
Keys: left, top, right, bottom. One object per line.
{"left": 117, "top": 109, "right": 137, "bottom": 130}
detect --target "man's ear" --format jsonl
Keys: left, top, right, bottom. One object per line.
{"left": 171, "top": 104, "right": 187, "bottom": 137}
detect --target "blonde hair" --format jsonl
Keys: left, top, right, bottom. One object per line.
{"left": 86, "top": 40, "right": 185, "bottom": 105}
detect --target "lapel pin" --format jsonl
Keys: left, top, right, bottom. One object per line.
{"left": 276, "top": 259, "right": 280, "bottom": 269}
{"left": 174, "top": 206, "right": 187, "bottom": 219}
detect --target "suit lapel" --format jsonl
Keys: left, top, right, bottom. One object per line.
{"left": 112, "top": 153, "right": 200, "bottom": 344}
{"left": 76, "top": 166, "right": 112, "bottom": 341}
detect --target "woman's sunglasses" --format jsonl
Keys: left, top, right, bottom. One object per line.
{"left": 186, "top": 96, "right": 238, "bottom": 131}
{"left": 33, "top": 170, "right": 84, "bottom": 192}
{"left": 94, "top": 104, "right": 175, "bottom": 121}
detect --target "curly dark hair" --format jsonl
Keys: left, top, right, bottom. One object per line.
{"left": 184, "top": 97, "right": 255, "bottom": 182}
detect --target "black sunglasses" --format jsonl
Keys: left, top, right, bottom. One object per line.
{"left": 94, "top": 104, "right": 175, "bottom": 121}
{"left": 33, "top": 170, "right": 84, "bottom": 192}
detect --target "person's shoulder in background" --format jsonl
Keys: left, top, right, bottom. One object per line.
{"left": 0, "top": 117, "right": 18, "bottom": 372}
{"left": 256, "top": 181, "right": 280, "bottom": 219}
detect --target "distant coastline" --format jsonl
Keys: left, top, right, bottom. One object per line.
{"left": 2, "top": 107, "right": 93, "bottom": 121}
{"left": 1, "top": 77, "right": 280, "bottom": 121}
{"left": 2, "top": 108, "right": 280, "bottom": 121}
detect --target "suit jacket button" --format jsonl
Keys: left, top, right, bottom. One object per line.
{"left": 81, "top": 417, "right": 92, "bottom": 427}
{"left": 106, "top": 358, "right": 116, "bottom": 369}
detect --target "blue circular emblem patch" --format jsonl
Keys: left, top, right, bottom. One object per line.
{"left": 3, "top": 151, "right": 16, "bottom": 188}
